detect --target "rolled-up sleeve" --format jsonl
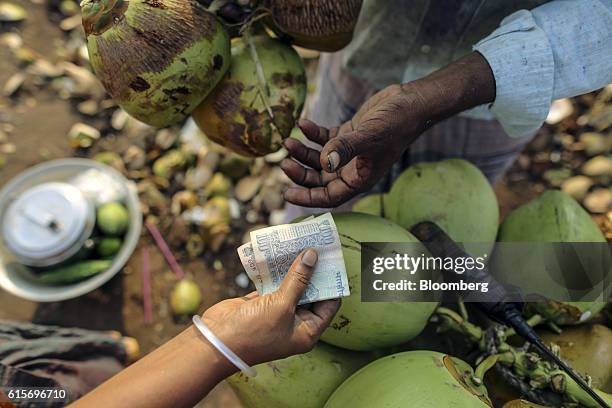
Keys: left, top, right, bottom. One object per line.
{"left": 474, "top": 0, "right": 612, "bottom": 138}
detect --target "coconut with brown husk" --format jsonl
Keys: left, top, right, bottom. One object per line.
{"left": 261, "top": 0, "right": 363, "bottom": 52}
{"left": 82, "top": 0, "right": 230, "bottom": 127}
{"left": 192, "top": 34, "right": 306, "bottom": 157}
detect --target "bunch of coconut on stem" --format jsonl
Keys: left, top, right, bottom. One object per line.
{"left": 432, "top": 306, "right": 612, "bottom": 408}
{"left": 80, "top": 0, "right": 364, "bottom": 157}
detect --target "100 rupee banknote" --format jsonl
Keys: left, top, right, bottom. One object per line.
{"left": 238, "top": 213, "right": 350, "bottom": 304}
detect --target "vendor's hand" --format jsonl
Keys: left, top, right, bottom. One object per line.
{"left": 281, "top": 52, "right": 496, "bottom": 208}
{"left": 201, "top": 249, "right": 340, "bottom": 367}
{"left": 281, "top": 83, "right": 429, "bottom": 207}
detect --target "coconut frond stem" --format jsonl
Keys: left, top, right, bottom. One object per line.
{"left": 243, "top": 30, "right": 274, "bottom": 121}
{"left": 431, "top": 306, "right": 609, "bottom": 407}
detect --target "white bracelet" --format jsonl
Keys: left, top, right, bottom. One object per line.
{"left": 192, "top": 315, "right": 257, "bottom": 377}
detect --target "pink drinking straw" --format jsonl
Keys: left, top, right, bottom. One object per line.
{"left": 142, "top": 246, "right": 152, "bottom": 325}
{"left": 145, "top": 221, "right": 186, "bottom": 280}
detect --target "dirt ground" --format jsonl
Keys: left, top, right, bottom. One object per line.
{"left": 0, "top": 1, "right": 605, "bottom": 407}
{"left": 0, "top": 1, "right": 244, "bottom": 405}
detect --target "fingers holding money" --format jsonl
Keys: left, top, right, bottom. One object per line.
{"left": 202, "top": 246, "right": 344, "bottom": 366}
{"left": 293, "top": 299, "right": 341, "bottom": 349}
{"left": 279, "top": 248, "right": 319, "bottom": 307}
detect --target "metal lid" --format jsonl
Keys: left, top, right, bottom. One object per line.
{"left": 1, "top": 182, "right": 95, "bottom": 266}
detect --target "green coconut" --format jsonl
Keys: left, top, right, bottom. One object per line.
{"left": 82, "top": 0, "right": 230, "bottom": 127}
{"left": 325, "top": 351, "right": 492, "bottom": 408}
{"left": 152, "top": 149, "right": 190, "bottom": 179}
{"left": 539, "top": 324, "right": 612, "bottom": 391}
{"left": 262, "top": 0, "right": 363, "bottom": 52}
{"left": 202, "top": 196, "right": 231, "bottom": 228}
{"left": 386, "top": 159, "right": 499, "bottom": 256}
{"left": 493, "top": 190, "right": 607, "bottom": 325}
{"left": 203, "top": 173, "right": 232, "bottom": 197}
{"left": 192, "top": 35, "right": 306, "bottom": 157}
{"left": 351, "top": 193, "right": 389, "bottom": 217}
{"left": 228, "top": 342, "right": 370, "bottom": 408}
{"left": 318, "top": 213, "right": 438, "bottom": 351}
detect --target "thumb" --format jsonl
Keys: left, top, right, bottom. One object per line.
{"left": 320, "top": 131, "right": 364, "bottom": 172}
{"left": 278, "top": 249, "right": 318, "bottom": 306}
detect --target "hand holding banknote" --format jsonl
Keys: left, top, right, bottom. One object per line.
{"left": 202, "top": 249, "right": 341, "bottom": 367}
{"left": 72, "top": 250, "right": 341, "bottom": 408}
{"left": 238, "top": 213, "right": 350, "bottom": 304}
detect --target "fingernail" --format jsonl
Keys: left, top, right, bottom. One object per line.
{"left": 327, "top": 151, "right": 340, "bottom": 171}
{"left": 301, "top": 249, "right": 318, "bottom": 267}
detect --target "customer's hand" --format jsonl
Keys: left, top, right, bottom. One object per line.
{"left": 281, "top": 52, "right": 496, "bottom": 208}
{"left": 201, "top": 249, "right": 340, "bottom": 366}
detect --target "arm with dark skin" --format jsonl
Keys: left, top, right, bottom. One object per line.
{"left": 70, "top": 249, "right": 339, "bottom": 408}
{"left": 281, "top": 51, "right": 496, "bottom": 208}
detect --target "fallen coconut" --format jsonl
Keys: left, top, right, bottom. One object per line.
{"left": 192, "top": 35, "right": 306, "bottom": 157}
{"left": 203, "top": 172, "right": 232, "bottom": 197}
{"left": 262, "top": 0, "right": 363, "bottom": 52}
{"left": 93, "top": 151, "right": 125, "bottom": 172}
{"left": 492, "top": 190, "right": 607, "bottom": 325}
{"left": 542, "top": 167, "right": 572, "bottom": 187}
{"left": 170, "top": 191, "right": 198, "bottom": 216}
{"left": 82, "top": 0, "right": 230, "bottom": 127}
{"left": 582, "top": 156, "right": 612, "bottom": 179}
{"left": 68, "top": 122, "right": 100, "bottom": 149}
{"left": 561, "top": 175, "right": 593, "bottom": 201}
{"left": 186, "top": 233, "right": 205, "bottom": 258}
{"left": 152, "top": 149, "right": 191, "bottom": 179}
{"left": 218, "top": 153, "right": 252, "bottom": 179}
{"left": 583, "top": 188, "right": 612, "bottom": 214}
{"left": 170, "top": 279, "right": 202, "bottom": 315}
{"left": 228, "top": 342, "right": 371, "bottom": 408}
{"left": 325, "top": 351, "right": 492, "bottom": 408}
{"left": 184, "top": 165, "right": 213, "bottom": 191}
{"left": 386, "top": 159, "right": 499, "bottom": 256}
{"left": 202, "top": 196, "right": 231, "bottom": 228}
{"left": 0, "top": 2, "right": 27, "bottom": 23}
{"left": 539, "top": 324, "right": 612, "bottom": 391}
{"left": 351, "top": 193, "right": 389, "bottom": 217}
{"left": 235, "top": 175, "right": 262, "bottom": 202}
{"left": 124, "top": 145, "right": 146, "bottom": 170}
{"left": 579, "top": 132, "right": 611, "bottom": 156}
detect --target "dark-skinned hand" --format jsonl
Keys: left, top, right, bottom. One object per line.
{"left": 281, "top": 52, "right": 496, "bottom": 208}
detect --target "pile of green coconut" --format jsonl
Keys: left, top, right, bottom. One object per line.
{"left": 225, "top": 160, "right": 610, "bottom": 408}
{"left": 80, "top": 1, "right": 611, "bottom": 406}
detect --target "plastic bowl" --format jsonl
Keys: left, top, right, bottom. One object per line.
{"left": 0, "top": 158, "right": 142, "bottom": 302}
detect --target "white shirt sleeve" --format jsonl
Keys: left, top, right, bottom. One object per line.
{"left": 473, "top": 0, "right": 612, "bottom": 138}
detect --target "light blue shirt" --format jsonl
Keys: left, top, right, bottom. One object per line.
{"left": 343, "top": 0, "right": 612, "bottom": 137}
{"left": 474, "top": 0, "right": 612, "bottom": 137}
